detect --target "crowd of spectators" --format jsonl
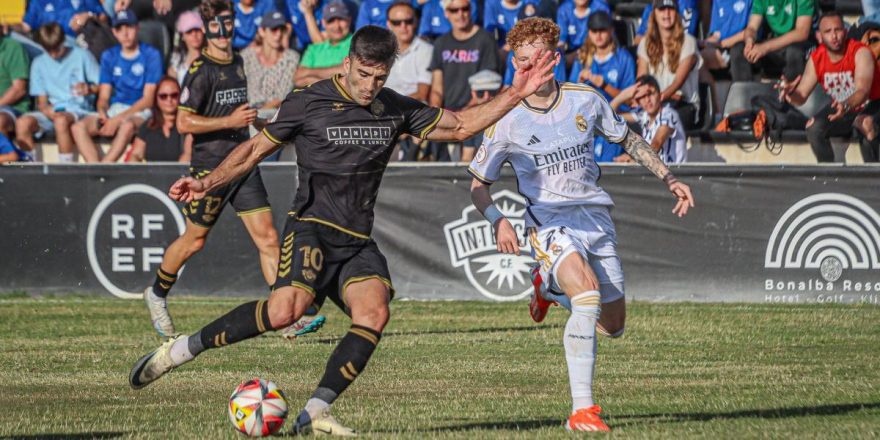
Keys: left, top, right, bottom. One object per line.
{"left": 0, "top": 0, "right": 877, "bottom": 164}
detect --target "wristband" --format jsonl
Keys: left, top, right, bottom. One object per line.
{"left": 484, "top": 204, "right": 505, "bottom": 227}
{"left": 662, "top": 173, "right": 678, "bottom": 186}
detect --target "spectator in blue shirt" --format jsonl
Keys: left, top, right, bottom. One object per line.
{"left": 483, "top": 0, "right": 539, "bottom": 48}
{"left": 356, "top": 0, "right": 397, "bottom": 29}
{"left": 418, "top": 0, "right": 478, "bottom": 40}
{"left": 283, "top": 0, "right": 358, "bottom": 51}
{"left": 72, "top": 10, "right": 163, "bottom": 163}
{"left": 0, "top": 132, "right": 33, "bottom": 163}
{"left": 15, "top": 23, "right": 100, "bottom": 162}
{"left": 569, "top": 11, "right": 635, "bottom": 161}
{"left": 633, "top": 0, "right": 697, "bottom": 45}
{"left": 233, "top": 0, "right": 275, "bottom": 49}
{"left": 557, "top": 0, "right": 610, "bottom": 54}
{"left": 22, "top": 0, "right": 107, "bottom": 38}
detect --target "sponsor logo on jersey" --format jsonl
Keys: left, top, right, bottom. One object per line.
{"left": 444, "top": 190, "right": 534, "bottom": 301}
{"left": 215, "top": 88, "right": 248, "bottom": 105}
{"left": 527, "top": 135, "right": 541, "bottom": 145}
{"left": 763, "top": 193, "right": 880, "bottom": 298}
{"left": 326, "top": 126, "right": 393, "bottom": 145}
{"left": 87, "top": 184, "right": 186, "bottom": 299}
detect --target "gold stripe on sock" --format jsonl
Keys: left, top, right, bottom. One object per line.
{"left": 344, "top": 361, "right": 359, "bottom": 377}
{"left": 349, "top": 328, "right": 378, "bottom": 345}
{"left": 220, "top": 331, "right": 227, "bottom": 346}
{"left": 157, "top": 270, "right": 176, "bottom": 282}
{"left": 339, "top": 365, "right": 356, "bottom": 381}
{"left": 214, "top": 334, "right": 220, "bottom": 347}
{"left": 255, "top": 300, "right": 267, "bottom": 333}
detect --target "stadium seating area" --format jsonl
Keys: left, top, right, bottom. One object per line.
{"left": 0, "top": 0, "right": 875, "bottom": 164}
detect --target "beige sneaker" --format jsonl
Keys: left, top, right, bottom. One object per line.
{"left": 293, "top": 408, "right": 357, "bottom": 436}
{"left": 129, "top": 335, "right": 184, "bottom": 390}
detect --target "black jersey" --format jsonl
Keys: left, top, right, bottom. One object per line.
{"left": 178, "top": 51, "right": 250, "bottom": 168}
{"left": 263, "top": 75, "right": 443, "bottom": 238}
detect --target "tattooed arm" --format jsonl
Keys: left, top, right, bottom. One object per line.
{"left": 619, "top": 129, "right": 696, "bottom": 217}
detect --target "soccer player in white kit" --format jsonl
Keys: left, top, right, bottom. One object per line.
{"left": 467, "top": 18, "right": 695, "bottom": 432}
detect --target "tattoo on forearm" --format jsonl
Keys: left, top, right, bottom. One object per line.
{"left": 620, "top": 130, "right": 670, "bottom": 180}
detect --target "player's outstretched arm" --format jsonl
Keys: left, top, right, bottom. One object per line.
{"left": 167, "top": 133, "right": 281, "bottom": 203}
{"left": 619, "top": 130, "right": 695, "bottom": 217}
{"left": 424, "top": 50, "right": 556, "bottom": 142}
{"left": 471, "top": 179, "right": 520, "bottom": 255}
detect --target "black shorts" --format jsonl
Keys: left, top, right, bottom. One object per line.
{"left": 274, "top": 216, "right": 393, "bottom": 313}
{"left": 182, "top": 166, "right": 270, "bottom": 228}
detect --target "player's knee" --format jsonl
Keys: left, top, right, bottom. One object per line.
{"left": 267, "top": 288, "right": 311, "bottom": 329}
{"left": 188, "top": 235, "right": 207, "bottom": 254}
{"left": 256, "top": 228, "right": 279, "bottom": 252}
{"left": 53, "top": 114, "right": 70, "bottom": 129}
{"left": 356, "top": 304, "right": 389, "bottom": 333}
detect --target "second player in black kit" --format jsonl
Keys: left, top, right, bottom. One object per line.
{"left": 179, "top": 51, "right": 269, "bottom": 227}
{"left": 262, "top": 74, "right": 442, "bottom": 308}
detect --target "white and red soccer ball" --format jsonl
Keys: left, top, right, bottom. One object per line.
{"left": 228, "top": 378, "right": 288, "bottom": 437}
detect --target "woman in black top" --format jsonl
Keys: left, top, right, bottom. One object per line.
{"left": 129, "top": 77, "right": 192, "bottom": 162}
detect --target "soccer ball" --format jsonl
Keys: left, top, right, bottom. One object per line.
{"left": 228, "top": 378, "right": 289, "bottom": 437}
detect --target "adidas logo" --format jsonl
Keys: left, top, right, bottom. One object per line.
{"left": 527, "top": 135, "right": 541, "bottom": 145}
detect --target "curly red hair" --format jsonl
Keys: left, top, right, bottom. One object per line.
{"left": 506, "top": 17, "right": 559, "bottom": 53}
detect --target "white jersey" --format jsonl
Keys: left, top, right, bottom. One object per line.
{"left": 467, "top": 82, "right": 629, "bottom": 228}
{"left": 636, "top": 104, "right": 687, "bottom": 164}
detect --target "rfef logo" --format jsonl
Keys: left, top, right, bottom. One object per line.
{"left": 444, "top": 190, "right": 534, "bottom": 301}
{"left": 87, "top": 184, "right": 186, "bottom": 299}
{"left": 765, "top": 193, "right": 880, "bottom": 282}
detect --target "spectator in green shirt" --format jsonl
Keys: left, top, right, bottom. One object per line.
{"left": 0, "top": 30, "right": 30, "bottom": 137}
{"left": 294, "top": 2, "right": 353, "bottom": 86}
{"left": 730, "top": 0, "right": 815, "bottom": 81}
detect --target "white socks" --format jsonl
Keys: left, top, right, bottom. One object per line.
{"left": 305, "top": 397, "right": 330, "bottom": 419}
{"left": 58, "top": 153, "right": 74, "bottom": 162}
{"left": 169, "top": 336, "right": 196, "bottom": 366}
{"left": 564, "top": 291, "right": 601, "bottom": 412}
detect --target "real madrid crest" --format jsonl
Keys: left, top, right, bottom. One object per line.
{"left": 575, "top": 114, "right": 587, "bottom": 132}
{"left": 371, "top": 99, "right": 384, "bottom": 116}
{"left": 475, "top": 145, "right": 487, "bottom": 163}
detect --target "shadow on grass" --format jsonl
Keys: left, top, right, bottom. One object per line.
{"left": 1, "top": 432, "right": 124, "bottom": 439}
{"left": 421, "top": 402, "right": 880, "bottom": 433}
{"left": 611, "top": 402, "right": 880, "bottom": 427}
{"left": 303, "top": 324, "right": 563, "bottom": 345}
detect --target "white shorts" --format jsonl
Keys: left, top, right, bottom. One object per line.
{"left": 527, "top": 205, "right": 625, "bottom": 304}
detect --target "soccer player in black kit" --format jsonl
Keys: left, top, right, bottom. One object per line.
{"left": 142, "top": 0, "right": 325, "bottom": 341}
{"left": 130, "top": 24, "right": 556, "bottom": 435}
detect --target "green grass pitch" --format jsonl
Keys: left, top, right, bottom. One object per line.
{"left": 1, "top": 296, "right": 879, "bottom": 438}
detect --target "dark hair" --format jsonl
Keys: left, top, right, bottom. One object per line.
{"left": 819, "top": 10, "right": 844, "bottom": 25}
{"left": 636, "top": 74, "right": 660, "bottom": 93}
{"left": 387, "top": 1, "right": 415, "bottom": 16}
{"left": 35, "top": 23, "right": 65, "bottom": 52}
{"left": 199, "top": 0, "right": 233, "bottom": 21}
{"left": 148, "top": 77, "right": 181, "bottom": 130}
{"left": 349, "top": 25, "right": 398, "bottom": 66}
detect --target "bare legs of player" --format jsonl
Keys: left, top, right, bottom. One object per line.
{"left": 240, "top": 211, "right": 280, "bottom": 286}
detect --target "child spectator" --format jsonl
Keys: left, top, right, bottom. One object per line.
{"left": 636, "top": 0, "right": 702, "bottom": 129}
{"left": 242, "top": 11, "right": 300, "bottom": 110}
{"left": 733, "top": 0, "right": 815, "bottom": 82}
{"left": 633, "top": 0, "right": 697, "bottom": 45}
{"left": 418, "top": 0, "right": 479, "bottom": 40}
{"left": 15, "top": 23, "right": 100, "bottom": 162}
{"left": 232, "top": 0, "right": 274, "bottom": 49}
{"left": 569, "top": 10, "right": 636, "bottom": 161}
{"left": 295, "top": 2, "right": 352, "bottom": 86}
{"left": 168, "top": 11, "right": 205, "bottom": 84}
{"left": 0, "top": 131, "right": 33, "bottom": 163}
{"left": 128, "top": 77, "right": 191, "bottom": 162}
{"left": 0, "top": 29, "right": 30, "bottom": 138}
{"left": 72, "top": 9, "right": 163, "bottom": 163}
{"left": 611, "top": 75, "right": 688, "bottom": 163}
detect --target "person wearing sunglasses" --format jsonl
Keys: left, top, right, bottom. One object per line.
{"left": 779, "top": 11, "right": 880, "bottom": 163}
{"left": 128, "top": 76, "right": 192, "bottom": 162}
{"left": 72, "top": 9, "right": 163, "bottom": 163}
{"left": 417, "top": 0, "right": 479, "bottom": 40}
{"left": 141, "top": 0, "right": 281, "bottom": 342}
{"left": 428, "top": 0, "right": 500, "bottom": 161}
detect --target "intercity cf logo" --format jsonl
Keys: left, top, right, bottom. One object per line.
{"left": 765, "top": 193, "right": 880, "bottom": 282}
{"left": 444, "top": 190, "right": 534, "bottom": 301}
